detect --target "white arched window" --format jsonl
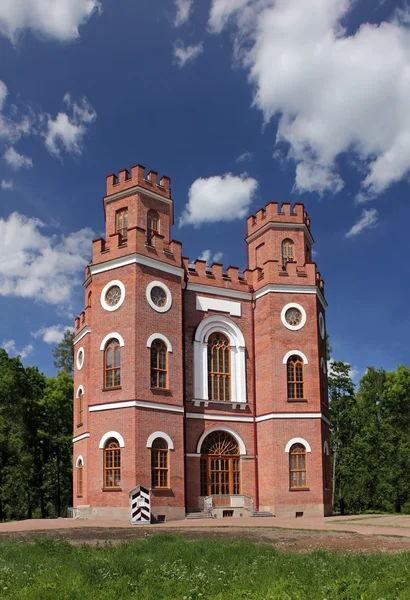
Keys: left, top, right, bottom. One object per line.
{"left": 193, "top": 315, "right": 246, "bottom": 406}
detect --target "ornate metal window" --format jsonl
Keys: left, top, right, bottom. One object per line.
{"left": 150, "top": 339, "right": 167, "bottom": 388}
{"left": 289, "top": 444, "right": 307, "bottom": 488}
{"left": 285, "top": 307, "right": 302, "bottom": 326}
{"left": 104, "top": 439, "right": 121, "bottom": 488}
{"left": 105, "top": 285, "right": 122, "bottom": 307}
{"left": 287, "top": 355, "right": 304, "bottom": 399}
{"left": 150, "top": 286, "right": 167, "bottom": 308}
{"left": 151, "top": 438, "right": 168, "bottom": 488}
{"left": 207, "top": 332, "right": 231, "bottom": 401}
{"left": 116, "top": 208, "right": 128, "bottom": 243}
{"left": 104, "top": 339, "right": 121, "bottom": 388}
{"left": 282, "top": 238, "right": 294, "bottom": 267}
{"left": 147, "top": 210, "right": 160, "bottom": 244}
{"left": 200, "top": 431, "right": 240, "bottom": 496}
{"left": 77, "top": 459, "right": 83, "bottom": 496}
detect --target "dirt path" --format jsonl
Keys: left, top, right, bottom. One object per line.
{"left": 1, "top": 526, "right": 410, "bottom": 553}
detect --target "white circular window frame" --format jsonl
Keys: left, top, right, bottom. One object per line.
{"left": 100, "top": 280, "right": 126, "bottom": 312}
{"left": 281, "top": 302, "right": 307, "bottom": 331}
{"left": 76, "top": 347, "right": 85, "bottom": 371}
{"left": 146, "top": 281, "right": 172, "bottom": 313}
{"left": 319, "top": 312, "right": 325, "bottom": 340}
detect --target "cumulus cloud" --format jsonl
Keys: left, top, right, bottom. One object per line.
{"left": 179, "top": 172, "right": 258, "bottom": 226}
{"left": 236, "top": 151, "right": 252, "bottom": 163}
{"left": 345, "top": 208, "right": 379, "bottom": 238}
{"left": 44, "top": 95, "right": 97, "bottom": 157}
{"left": 0, "top": 0, "right": 101, "bottom": 44}
{"left": 198, "top": 249, "right": 224, "bottom": 264}
{"left": 208, "top": 0, "right": 410, "bottom": 197}
{"left": 4, "top": 146, "right": 33, "bottom": 170}
{"left": 1, "top": 339, "right": 33, "bottom": 359}
{"left": 0, "top": 212, "right": 95, "bottom": 306}
{"left": 174, "top": 0, "right": 193, "bottom": 26}
{"left": 1, "top": 179, "right": 13, "bottom": 190}
{"left": 32, "top": 324, "right": 74, "bottom": 344}
{"left": 327, "top": 358, "right": 361, "bottom": 383}
{"left": 173, "top": 40, "right": 203, "bottom": 68}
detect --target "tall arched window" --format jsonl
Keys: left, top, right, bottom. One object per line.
{"left": 200, "top": 431, "right": 240, "bottom": 496}
{"left": 289, "top": 444, "right": 307, "bottom": 488}
{"left": 282, "top": 239, "right": 294, "bottom": 267}
{"left": 77, "top": 389, "right": 83, "bottom": 426}
{"left": 104, "top": 439, "right": 121, "bottom": 488}
{"left": 147, "top": 210, "right": 160, "bottom": 244}
{"left": 116, "top": 208, "right": 128, "bottom": 242}
{"left": 150, "top": 339, "right": 167, "bottom": 388}
{"left": 104, "top": 339, "right": 121, "bottom": 388}
{"left": 287, "top": 355, "right": 304, "bottom": 399}
{"left": 151, "top": 438, "right": 169, "bottom": 488}
{"left": 77, "top": 459, "right": 83, "bottom": 496}
{"left": 87, "top": 290, "right": 92, "bottom": 308}
{"left": 207, "top": 332, "right": 231, "bottom": 401}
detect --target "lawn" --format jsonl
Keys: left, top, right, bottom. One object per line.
{"left": 0, "top": 534, "right": 410, "bottom": 599}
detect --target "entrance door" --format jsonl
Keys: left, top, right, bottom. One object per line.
{"left": 200, "top": 431, "right": 240, "bottom": 496}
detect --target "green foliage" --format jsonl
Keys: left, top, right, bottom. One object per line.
{"left": 0, "top": 349, "right": 73, "bottom": 521}
{"left": 0, "top": 536, "right": 410, "bottom": 599}
{"left": 52, "top": 329, "right": 75, "bottom": 375}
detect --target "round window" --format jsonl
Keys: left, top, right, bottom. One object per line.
{"left": 285, "top": 307, "right": 302, "bottom": 326}
{"left": 106, "top": 285, "right": 122, "bottom": 307}
{"left": 150, "top": 286, "right": 167, "bottom": 308}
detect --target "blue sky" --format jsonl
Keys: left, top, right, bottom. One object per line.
{"left": 0, "top": 0, "right": 409, "bottom": 380}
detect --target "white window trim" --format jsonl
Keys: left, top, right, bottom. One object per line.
{"left": 76, "top": 385, "right": 84, "bottom": 398}
{"left": 146, "top": 281, "right": 172, "bottom": 313}
{"left": 100, "top": 280, "right": 126, "bottom": 312}
{"left": 285, "top": 437, "right": 311, "bottom": 453}
{"left": 319, "top": 312, "right": 325, "bottom": 340}
{"left": 193, "top": 315, "right": 246, "bottom": 404}
{"left": 146, "top": 431, "right": 174, "bottom": 450}
{"left": 323, "top": 440, "right": 330, "bottom": 455}
{"left": 76, "top": 455, "right": 84, "bottom": 467}
{"left": 76, "top": 347, "right": 85, "bottom": 370}
{"left": 282, "top": 350, "right": 308, "bottom": 364}
{"left": 281, "top": 302, "right": 307, "bottom": 331}
{"left": 196, "top": 426, "right": 247, "bottom": 456}
{"left": 99, "top": 431, "right": 125, "bottom": 449}
{"left": 320, "top": 357, "right": 327, "bottom": 373}
{"left": 146, "top": 333, "right": 173, "bottom": 352}
{"left": 99, "top": 332, "right": 125, "bottom": 350}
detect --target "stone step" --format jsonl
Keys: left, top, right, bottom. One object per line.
{"left": 251, "top": 511, "right": 275, "bottom": 517}
{"left": 185, "top": 512, "right": 213, "bottom": 519}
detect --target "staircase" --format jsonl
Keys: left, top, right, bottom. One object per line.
{"left": 251, "top": 511, "right": 275, "bottom": 518}
{"left": 185, "top": 511, "right": 214, "bottom": 520}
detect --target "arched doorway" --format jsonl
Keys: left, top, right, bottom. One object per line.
{"left": 200, "top": 431, "right": 240, "bottom": 496}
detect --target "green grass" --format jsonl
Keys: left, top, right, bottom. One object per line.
{"left": 1, "top": 534, "right": 410, "bottom": 599}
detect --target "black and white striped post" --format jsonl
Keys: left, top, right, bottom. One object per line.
{"left": 129, "top": 485, "right": 151, "bottom": 524}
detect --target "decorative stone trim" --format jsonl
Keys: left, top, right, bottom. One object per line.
{"left": 285, "top": 437, "right": 312, "bottom": 453}
{"left": 99, "top": 431, "right": 125, "bottom": 449}
{"left": 146, "top": 281, "right": 172, "bottom": 313}
{"left": 99, "top": 332, "right": 125, "bottom": 350}
{"left": 319, "top": 312, "right": 325, "bottom": 339}
{"left": 76, "top": 385, "right": 84, "bottom": 398}
{"left": 282, "top": 350, "right": 308, "bottom": 364}
{"left": 76, "top": 347, "right": 85, "bottom": 371}
{"left": 100, "top": 280, "right": 126, "bottom": 312}
{"left": 146, "top": 431, "right": 174, "bottom": 450}
{"left": 146, "top": 333, "right": 173, "bottom": 352}
{"left": 76, "top": 455, "right": 84, "bottom": 467}
{"left": 196, "top": 425, "right": 247, "bottom": 455}
{"left": 281, "top": 302, "right": 307, "bottom": 331}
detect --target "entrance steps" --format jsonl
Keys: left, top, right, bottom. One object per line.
{"left": 185, "top": 511, "right": 214, "bottom": 520}
{"left": 251, "top": 511, "right": 275, "bottom": 518}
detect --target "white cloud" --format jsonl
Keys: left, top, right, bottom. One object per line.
{"left": 44, "top": 95, "right": 97, "bottom": 157}
{"left": 0, "top": 179, "right": 13, "bottom": 190}
{"left": 208, "top": 0, "right": 410, "bottom": 197}
{"left": 179, "top": 172, "right": 258, "bottom": 226}
{"left": 4, "top": 146, "right": 33, "bottom": 170}
{"left": 0, "top": 211, "right": 95, "bottom": 306}
{"left": 32, "top": 324, "right": 74, "bottom": 344}
{"left": 236, "top": 151, "right": 252, "bottom": 163}
{"left": 345, "top": 208, "right": 378, "bottom": 238}
{"left": 327, "top": 359, "right": 361, "bottom": 383}
{"left": 198, "top": 249, "right": 224, "bottom": 264}
{"left": 0, "top": 0, "right": 101, "bottom": 44}
{"left": 0, "top": 81, "right": 7, "bottom": 111}
{"left": 174, "top": 0, "right": 193, "bottom": 26}
{"left": 173, "top": 40, "right": 203, "bottom": 68}
{"left": 1, "top": 339, "right": 33, "bottom": 359}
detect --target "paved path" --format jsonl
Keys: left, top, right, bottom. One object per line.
{"left": 1, "top": 514, "right": 410, "bottom": 538}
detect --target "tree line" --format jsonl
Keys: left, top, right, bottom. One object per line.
{"left": 0, "top": 331, "right": 73, "bottom": 520}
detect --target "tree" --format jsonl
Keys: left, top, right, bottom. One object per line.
{"left": 52, "top": 329, "right": 75, "bottom": 375}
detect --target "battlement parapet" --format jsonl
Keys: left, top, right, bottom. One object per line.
{"left": 245, "top": 258, "right": 325, "bottom": 294}
{"left": 246, "top": 202, "right": 311, "bottom": 237}
{"left": 184, "top": 259, "right": 250, "bottom": 293}
{"left": 105, "top": 164, "right": 171, "bottom": 199}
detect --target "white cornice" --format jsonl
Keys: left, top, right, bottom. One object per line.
{"left": 73, "top": 327, "right": 91, "bottom": 345}
{"left": 185, "top": 411, "right": 328, "bottom": 424}
{"left": 72, "top": 432, "right": 90, "bottom": 443}
{"left": 103, "top": 185, "right": 173, "bottom": 207}
{"left": 246, "top": 221, "right": 314, "bottom": 245}
{"left": 256, "top": 412, "right": 325, "bottom": 423}
{"left": 89, "top": 253, "right": 183, "bottom": 278}
{"left": 254, "top": 283, "right": 327, "bottom": 309}
{"left": 89, "top": 399, "right": 184, "bottom": 414}
{"left": 186, "top": 282, "right": 251, "bottom": 300}
{"left": 186, "top": 412, "right": 253, "bottom": 422}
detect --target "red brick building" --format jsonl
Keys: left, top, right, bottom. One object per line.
{"left": 73, "top": 163, "right": 331, "bottom": 521}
